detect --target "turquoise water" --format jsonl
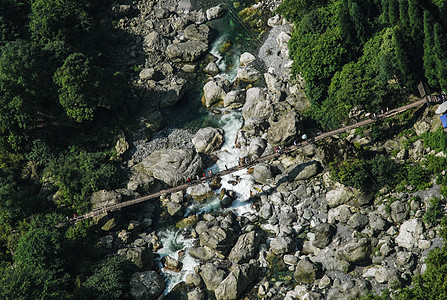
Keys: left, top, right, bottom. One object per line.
{"left": 161, "top": 0, "right": 266, "bottom": 130}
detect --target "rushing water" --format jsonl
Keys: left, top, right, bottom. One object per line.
{"left": 155, "top": 0, "right": 265, "bottom": 294}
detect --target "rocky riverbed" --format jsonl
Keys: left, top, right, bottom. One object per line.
{"left": 92, "top": 1, "right": 445, "bottom": 299}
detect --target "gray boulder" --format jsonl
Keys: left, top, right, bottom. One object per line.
{"left": 242, "top": 88, "right": 272, "bottom": 120}
{"left": 166, "top": 40, "right": 208, "bottom": 62}
{"left": 202, "top": 81, "right": 226, "bottom": 108}
{"left": 288, "top": 161, "right": 320, "bottom": 181}
{"left": 267, "top": 111, "right": 300, "bottom": 147}
{"left": 200, "top": 263, "right": 227, "bottom": 291}
{"left": 159, "top": 82, "right": 186, "bottom": 108}
{"left": 239, "top": 52, "right": 256, "bottom": 66}
{"left": 214, "top": 262, "right": 260, "bottom": 300}
{"left": 237, "top": 66, "right": 261, "bottom": 83}
{"left": 325, "top": 186, "right": 354, "bottom": 208}
{"left": 390, "top": 200, "right": 409, "bottom": 223}
{"left": 192, "top": 127, "right": 224, "bottom": 154}
{"left": 167, "top": 202, "right": 184, "bottom": 216}
{"left": 396, "top": 219, "right": 424, "bottom": 249}
{"left": 118, "top": 247, "right": 154, "bottom": 270}
{"left": 143, "top": 31, "right": 168, "bottom": 53}
{"left": 91, "top": 190, "right": 121, "bottom": 210}
{"left": 224, "top": 90, "right": 245, "bottom": 109}
{"left": 133, "top": 149, "right": 203, "bottom": 186}
{"left": 184, "top": 24, "right": 211, "bottom": 42}
{"left": 189, "top": 183, "right": 214, "bottom": 202}
{"left": 270, "top": 235, "right": 295, "bottom": 255}
{"left": 338, "top": 238, "right": 371, "bottom": 263}
{"left": 130, "top": 271, "right": 165, "bottom": 300}
{"left": 204, "top": 62, "right": 219, "bottom": 76}
{"left": 206, "top": 5, "right": 225, "bottom": 20}
{"left": 188, "top": 289, "right": 206, "bottom": 300}
{"left": 394, "top": 250, "right": 416, "bottom": 271}
{"left": 313, "top": 248, "right": 350, "bottom": 272}
{"left": 347, "top": 213, "right": 369, "bottom": 231}
{"left": 312, "top": 223, "right": 336, "bottom": 249}
{"left": 326, "top": 278, "right": 370, "bottom": 300}
{"left": 189, "top": 246, "right": 215, "bottom": 261}
{"left": 199, "top": 226, "right": 237, "bottom": 256}
{"left": 247, "top": 137, "right": 266, "bottom": 158}
{"left": 294, "top": 257, "right": 322, "bottom": 284}
{"left": 228, "top": 231, "right": 260, "bottom": 264}
{"left": 252, "top": 163, "right": 273, "bottom": 184}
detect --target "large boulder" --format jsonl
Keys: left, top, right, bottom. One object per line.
{"left": 237, "top": 66, "right": 261, "bottom": 83}
{"left": 199, "top": 226, "right": 237, "bottom": 256}
{"left": 252, "top": 163, "right": 273, "bottom": 184}
{"left": 395, "top": 219, "right": 424, "bottom": 249}
{"left": 159, "top": 82, "right": 186, "bottom": 108}
{"left": 313, "top": 248, "right": 350, "bottom": 272}
{"left": 206, "top": 5, "right": 225, "bottom": 20}
{"left": 326, "top": 278, "right": 370, "bottom": 300}
{"left": 390, "top": 200, "right": 409, "bottom": 224}
{"left": 130, "top": 271, "right": 165, "bottom": 300}
{"left": 143, "top": 31, "right": 168, "bottom": 53}
{"left": 166, "top": 40, "right": 208, "bottom": 62}
{"left": 224, "top": 90, "right": 245, "bottom": 109}
{"left": 189, "top": 183, "right": 214, "bottom": 202}
{"left": 239, "top": 52, "right": 256, "bottom": 66}
{"left": 288, "top": 161, "right": 320, "bottom": 181}
{"left": 228, "top": 231, "right": 260, "bottom": 264}
{"left": 267, "top": 111, "right": 300, "bottom": 146}
{"left": 270, "top": 236, "right": 295, "bottom": 255}
{"left": 118, "top": 247, "right": 154, "bottom": 270}
{"left": 202, "top": 81, "right": 226, "bottom": 108}
{"left": 325, "top": 186, "right": 354, "bottom": 208}
{"left": 200, "top": 263, "right": 227, "bottom": 291}
{"left": 242, "top": 88, "right": 273, "bottom": 121}
{"left": 338, "top": 238, "right": 371, "bottom": 263}
{"left": 294, "top": 257, "right": 322, "bottom": 284}
{"left": 312, "top": 223, "right": 336, "bottom": 249}
{"left": 214, "top": 262, "right": 260, "bottom": 300}
{"left": 133, "top": 149, "right": 203, "bottom": 186}
{"left": 91, "top": 190, "right": 122, "bottom": 210}
{"left": 184, "top": 24, "right": 212, "bottom": 42}
{"left": 192, "top": 127, "right": 224, "bottom": 154}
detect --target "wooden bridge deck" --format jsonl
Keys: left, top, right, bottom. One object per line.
{"left": 61, "top": 99, "right": 426, "bottom": 226}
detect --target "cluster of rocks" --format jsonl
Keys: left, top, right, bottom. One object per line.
{"left": 88, "top": 2, "right": 447, "bottom": 300}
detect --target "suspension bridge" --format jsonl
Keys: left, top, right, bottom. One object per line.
{"left": 58, "top": 98, "right": 428, "bottom": 227}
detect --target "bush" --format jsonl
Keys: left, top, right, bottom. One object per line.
{"left": 421, "top": 126, "right": 447, "bottom": 153}
{"left": 424, "top": 197, "right": 444, "bottom": 226}
{"left": 329, "top": 159, "right": 369, "bottom": 190}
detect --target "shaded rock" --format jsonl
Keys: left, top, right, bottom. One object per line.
{"left": 144, "top": 31, "right": 168, "bottom": 53}
{"left": 390, "top": 200, "right": 409, "bottom": 224}
{"left": 237, "top": 66, "right": 261, "bottom": 83}
{"left": 252, "top": 163, "right": 272, "bottom": 184}
{"left": 118, "top": 247, "right": 154, "bottom": 270}
{"left": 313, "top": 248, "right": 350, "bottom": 272}
{"left": 248, "top": 137, "right": 266, "bottom": 158}
{"left": 166, "top": 40, "right": 208, "bottom": 62}
{"left": 347, "top": 213, "right": 369, "bottom": 231}
{"left": 184, "top": 24, "right": 211, "bottom": 42}
{"left": 200, "top": 263, "right": 227, "bottom": 291}
{"left": 188, "top": 289, "right": 206, "bottom": 300}
{"left": 288, "top": 160, "right": 320, "bottom": 181}
{"left": 101, "top": 218, "right": 117, "bottom": 231}
{"left": 199, "top": 226, "right": 237, "bottom": 255}
{"left": 91, "top": 190, "right": 121, "bottom": 210}
{"left": 270, "top": 235, "right": 295, "bottom": 255}
{"left": 160, "top": 82, "right": 186, "bottom": 108}
{"left": 240, "top": 52, "right": 256, "bottom": 66}
{"left": 163, "top": 255, "right": 183, "bottom": 272}
{"left": 215, "top": 262, "right": 260, "bottom": 300}
{"left": 326, "top": 278, "right": 370, "bottom": 300}
{"left": 186, "top": 273, "right": 203, "bottom": 287}
{"left": 189, "top": 246, "right": 215, "bottom": 261}
{"left": 224, "top": 90, "right": 245, "bottom": 109}
{"left": 325, "top": 186, "right": 353, "bottom": 208}
{"left": 313, "top": 223, "right": 336, "bottom": 249}
{"left": 130, "top": 271, "right": 165, "bottom": 300}
{"left": 328, "top": 205, "right": 352, "bottom": 224}
{"left": 202, "top": 81, "right": 226, "bottom": 108}
{"left": 228, "top": 231, "right": 260, "bottom": 264}
{"left": 395, "top": 250, "right": 416, "bottom": 271}
{"left": 267, "top": 111, "right": 300, "bottom": 147}
{"left": 139, "top": 68, "right": 154, "bottom": 80}
{"left": 368, "top": 212, "right": 388, "bottom": 232}
{"left": 374, "top": 266, "right": 397, "bottom": 284}
{"left": 115, "top": 132, "right": 129, "bottom": 157}
{"left": 285, "top": 285, "right": 323, "bottom": 300}
{"left": 167, "top": 202, "right": 184, "bottom": 216}
{"left": 396, "top": 219, "right": 424, "bottom": 249}
{"left": 127, "top": 172, "right": 162, "bottom": 194}
{"left": 192, "top": 127, "right": 224, "bottom": 154}
{"left": 134, "top": 149, "right": 203, "bottom": 186}
{"left": 338, "top": 238, "right": 371, "bottom": 263}
{"left": 294, "top": 257, "right": 322, "bottom": 284}
{"left": 206, "top": 5, "right": 225, "bottom": 20}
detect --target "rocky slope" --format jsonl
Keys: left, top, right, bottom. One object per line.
{"left": 92, "top": 1, "right": 445, "bottom": 300}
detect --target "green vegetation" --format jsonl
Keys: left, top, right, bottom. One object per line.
{"left": 278, "top": 0, "right": 447, "bottom": 130}
{"left": 0, "top": 0, "right": 130, "bottom": 297}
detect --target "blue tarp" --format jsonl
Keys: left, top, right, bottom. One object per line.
{"left": 441, "top": 114, "right": 447, "bottom": 128}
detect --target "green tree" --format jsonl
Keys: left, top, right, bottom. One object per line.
{"left": 423, "top": 10, "right": 439, "bottom": 87}
{"left": 0, "top": 0, "right": 29, "bottom": 43}
{"left": 389, "top": 0, "right": 400, "bottom": 25}
{"left": 433, "top": 22, "right": 447, "bottom": 89}
{"left": 83, "top": 256, "right": 128, "bottom": 300}
{"left": 53, "top": 53, "right": 112, "bottom": 122}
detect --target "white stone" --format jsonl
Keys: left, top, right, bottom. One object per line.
{"left": 239, "top": 52, "right": 256, "bottom": 66}
{"left": 396, "top": 219, "right": 424, "bottom": 249}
